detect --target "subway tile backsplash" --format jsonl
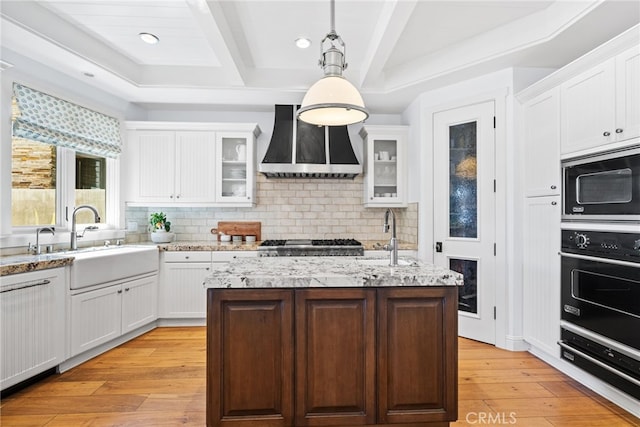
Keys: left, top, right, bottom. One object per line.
{"left": 125, "top": 175, "right": 418, "bottom": 243}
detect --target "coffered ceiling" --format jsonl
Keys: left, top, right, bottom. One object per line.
{"left": 1, "top": 0, "right": 638, "bottom": 113}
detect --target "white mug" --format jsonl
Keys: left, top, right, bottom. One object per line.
{"left": 236, "top": 144, "right": 246, "bottom": 161}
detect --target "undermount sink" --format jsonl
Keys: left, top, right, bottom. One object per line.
{"left": 356, "top": 258, "right": 415, "bottom": 267}
{"left": 67, "top": 245, "right": 159, "bottom": 289}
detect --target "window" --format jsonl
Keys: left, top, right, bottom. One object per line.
{"left": 10, "top": 83, "right": 120, "bottom": 231}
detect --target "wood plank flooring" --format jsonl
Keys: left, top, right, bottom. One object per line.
{"left": 1, "top": 327, "right": 638, "bottom": 426}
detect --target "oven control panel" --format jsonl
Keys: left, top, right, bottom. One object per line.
{"left": 562, "top": 230, "right": 640, "bottom": 262}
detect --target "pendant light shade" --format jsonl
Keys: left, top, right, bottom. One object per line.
{"left": 298, "top": 0, "right": 368, "bottom": 126}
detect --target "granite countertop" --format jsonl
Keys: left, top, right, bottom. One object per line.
{"left": 204, "top": 255, "right": 462, "bottom": 289}
{"left": 0, "top": 254, "right": 74, "bottom": 276}
{"left": 158, "top": 240, "right": 418, "bottom": 252}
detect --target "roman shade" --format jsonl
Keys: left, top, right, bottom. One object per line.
{"left": 11, "top": 83, "right": 121, "bottom": 158}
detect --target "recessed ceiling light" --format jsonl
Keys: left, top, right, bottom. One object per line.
{"left": 139, "top": 32, "right": 159, "bottom": 44}
{"left": 295, "top": 38, "right": 311, "bottom": 49}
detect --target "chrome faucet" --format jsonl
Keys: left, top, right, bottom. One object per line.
{"left": 29, "top": 227, "right": 55, "bottom": 255}
{"left": 70, "top": 205, "right": 100, "bottom": 250}
{"left": 383, "top": 208, "right": 398, "bottom": 266}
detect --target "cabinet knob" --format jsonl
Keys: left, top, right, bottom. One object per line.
{"left": 551, "top": 201, "right": 557, "bottom": 206}
{"left": 117, "top": 290, "right": 123, "bottom": 294}
{"left": 615, "top": 128, "right": 623, "bottom": 134}
{"left": 125, "top": 287, "right": 130, "bottom": 292}
{"left": 603, "top": 131, "right": 611, "bottom": 137}
{"left": 551, "top": 185, "right": 557, "bottom": 190}
{"left": 206, "top": 267, "right": 210, "bottom": 271}
{"left": 185, "top": 256, "right": 190, "bottom": 259}
{"left": 176, "top": 195, "right": 180, "bottom": 199}
{"left": 169, "top": 195, "right": 173, "bottom": 199}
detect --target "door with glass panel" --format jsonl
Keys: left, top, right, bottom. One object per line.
{"left": 433, "top": 101, "right": 496, "bottom": 344}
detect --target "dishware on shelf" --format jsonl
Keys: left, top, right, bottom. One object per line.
{"left": 232, "top": 235, "right": 242, "bottom": 243}
{"left": 245, "top": 235, "right": 256, "bottom": 243}
{"left": 379, "top": 151, "right": 390, "bottom": 161}
{"left": 236, "top": 144, "right": 246, "bottom": 161}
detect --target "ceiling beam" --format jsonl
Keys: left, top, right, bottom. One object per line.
{"left": 185, "top": 0, "right": 246, "bottom": 86}
{"left": 357, "top": 0, "right": 418, "bottom": 89}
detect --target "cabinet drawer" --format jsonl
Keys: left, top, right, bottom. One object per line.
{"left": 164, "top": 252, "right": 211, "bottom": 263}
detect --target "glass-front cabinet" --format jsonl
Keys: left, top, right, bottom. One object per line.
{"left": 360, "top": 125, "right": 408, "bottom": 207}
{"left": 216, "top": 131, "right": 256, "bottom": 206}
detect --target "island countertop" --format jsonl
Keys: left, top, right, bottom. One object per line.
{"left": 204, "top": 255, "right": 462, "bottom": 289}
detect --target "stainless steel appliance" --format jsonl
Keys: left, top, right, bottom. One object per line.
{"left": 562, "top": 145, "right": 640, "bottom": 222}
{"left": 258, "top": 239, "right": 364, "bottom": 257}
{"left": 559, "top": 229, "right": 640, "bottom": 399}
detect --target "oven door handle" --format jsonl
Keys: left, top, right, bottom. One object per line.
{"left": 559, "top": 251, "right": 640, "bottom": 269}
{"left": 558, "top": 340, "right": 640, "bottom": 387}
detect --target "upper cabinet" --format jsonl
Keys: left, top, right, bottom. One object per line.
{"left": 522, "top": 88, "right": 561, "bottom": 197}
{"left": 360, "top": 125, "right": 408, "bottom": 208}
{"left": 561, "top": 45, "right": 640, "bottom": 155}
{"left": 124, "top": 122, "right": 260, "bottom": 207}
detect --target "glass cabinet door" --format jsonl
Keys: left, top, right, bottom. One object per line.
{"left": 218, "top": 135, "right": 249, "bottom": 202}
{"left": 372, "top": 139, "right": 399, "bottom": 199}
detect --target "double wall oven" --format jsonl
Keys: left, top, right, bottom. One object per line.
{"left": 559, "top": 144, "right": 640, "bottom": 399}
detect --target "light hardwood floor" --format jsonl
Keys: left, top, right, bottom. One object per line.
{"left": 1, "top": 327, "right": 638, "bottom": 426}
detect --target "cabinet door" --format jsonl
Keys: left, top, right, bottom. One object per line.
{"left": 207, "top": 289, "right": 294, "bottom": 427}
{"left": 522, "top": 89, "right": 561, "bottom": 197}
{"left": 175, "top": 131, "right": 217, "bottom": 202}
{"left": 135, "top": 131, "right": 176, "bottom": 202}
{"left": 162, "top": 262, "right": 210, "bottom": 318}
{"left": 377, "top": 287, "right": 458, "bottom": 424}
{"left": 121, "top": 275, "right": 158, "bottom": 334}
{"left": 561, "top": 60, "right": 616, "bottom": 154}
{"left": 362, "top": 126, "right": 408, "bottom": 207}
{"left": 615, "top": 46, "right": 640, "bottom": 142}
{"left": 216, "top": 132, "right": 255, "bottom": 206}
{"left": 522, "top": 196, "right": 561, "bottom": 357}
{"left": 294, "top": 289, "right": 376, "bottom": 426}
{"left": 70, "top": 285, "right": 122, "bottom": 357}
{"left": 1, "top": 269, "right": 65, "bottom": 390}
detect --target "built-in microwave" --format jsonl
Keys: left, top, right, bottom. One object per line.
{"left": 562, "top": 145, "right": 640, "bottom": 222}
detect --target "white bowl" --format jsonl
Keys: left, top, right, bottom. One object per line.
{"left": 245, "top": 235, "right": 256, "bottom": 243}
{"left": 220, "top": 234, "right": 231, "bottom": 242}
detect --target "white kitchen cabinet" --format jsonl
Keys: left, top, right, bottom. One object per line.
{"left": 124, "top": 122, "right": 261, "bottom": 207}
{"left": 160, "top": 251, "right": 257, "bottom": 321}
{"left": 560, "top": 45, "right": 640, "bottom": 155}
{"left": 522, "top": 88, "right": 561, "bottom": 197}
{"left": 126, "top": 129, "right": 216, "bottom": 203}
{"left": 360, "top": 125, "right": 408, "bottom": 207}
{"left": 522, "top": 196, "right": 561, "bottom": 359}
{"left": 70, "top": 273, "right": 158, "bottom": 357}
{"left": 161, "top": 251, "right": 211, "bottom": 319}
{"left": 1, "top": 268, "right": 66, "bottom": 391}
{"left": 215, "top": 132, "right": 256, "bottom": 206}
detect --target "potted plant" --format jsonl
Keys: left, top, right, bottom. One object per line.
{"left": 149, "top": 212, "right": 174, "bottom": 243}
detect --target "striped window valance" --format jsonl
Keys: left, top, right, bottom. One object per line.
{"left": 11, "top": 83, "right": 121, "bottom": 158}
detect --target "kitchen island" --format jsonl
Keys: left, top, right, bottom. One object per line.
{"left": 204, "top": 256, "right": 462, "bottom": 427}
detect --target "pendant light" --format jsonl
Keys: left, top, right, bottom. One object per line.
{"left": 297, "top": 0, "right": 369, "bottom": 126}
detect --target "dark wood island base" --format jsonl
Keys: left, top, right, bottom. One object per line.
{"left": 206, "top": 287, "right": 458, "bottom": 427}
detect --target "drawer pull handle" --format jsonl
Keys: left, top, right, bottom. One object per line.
{"left": 550, "top": 185, "right": 557, "bottom": 190}
{"left": 615, "top": 128, "right": 623, "bottom": 134}
{"left": 551, "top": 201, "right": 557, "bottom": 206}
{"left": 603, "top": 131, "right": 611, "bottom": 137}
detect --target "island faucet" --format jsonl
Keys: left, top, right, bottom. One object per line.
{"left": 29, "top": 227, "right": 55, "bottom": 255}
{"left": 383, "top": 208, "right": 398, "bottom": 266}
{"left": 70, "top": 205, "right": 100, "bottom": 250}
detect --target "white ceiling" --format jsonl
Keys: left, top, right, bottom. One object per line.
{"left": 1, "top": 0, "right": 639, "bottom": 114}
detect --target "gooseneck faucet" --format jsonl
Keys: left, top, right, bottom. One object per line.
{"left": 70, "top": 205, "right": 100, "bottom": 250}
{"left": 29, "top": 227, "right": 55, "bottom": 255}
{"left": 383, "top": 208, "right": 398, "bottom": 266}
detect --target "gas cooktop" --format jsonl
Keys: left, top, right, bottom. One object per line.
{"left": 258, "top": 239, "right": 364, "bottom": 256}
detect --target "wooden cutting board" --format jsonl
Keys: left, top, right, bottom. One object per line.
{"left": 212, "top": 221, "right": 261, "bottom": 241}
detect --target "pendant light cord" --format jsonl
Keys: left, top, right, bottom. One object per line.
{"left": 330, "top": 0, "right": 335, "bottom": 34}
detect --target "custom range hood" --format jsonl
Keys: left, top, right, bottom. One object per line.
{"left": 259, "top": 105, "right": 362, "bottom": 178}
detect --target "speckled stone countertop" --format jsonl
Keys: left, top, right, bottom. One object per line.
{"left": 204, "top": 255, "right": 462, "bottom": 289}
{"left": 0, "top": 254, "right": 74, "bottom": 276}
{"left": 158, "top": 240, "right": 418, "bottom": 252}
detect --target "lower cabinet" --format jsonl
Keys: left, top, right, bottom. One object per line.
{"left": 70, "top": 273, "right": 158, "bottom": 357}
{"left": 207, "top": 287, "right": 457, "bottom": 427}
{"left": 1, "top": 268, "right": 66, "bottom": 391}
{"left": 522, "top": 196, "right": 561, "bottom": 358}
